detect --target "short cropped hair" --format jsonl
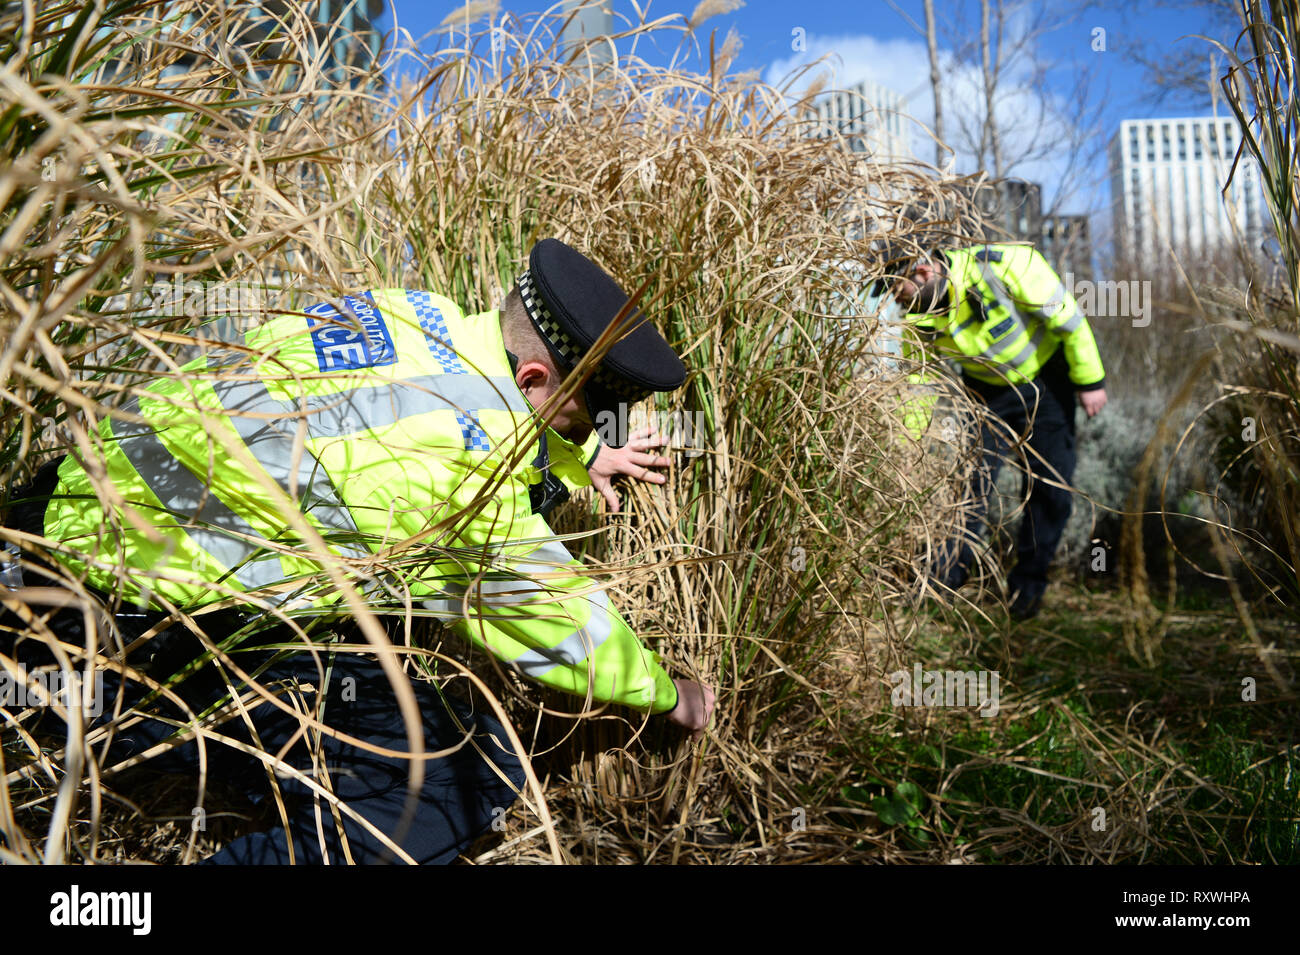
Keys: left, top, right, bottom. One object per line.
{"left": 499, "top": 283, "right": 561, "bottom": 376}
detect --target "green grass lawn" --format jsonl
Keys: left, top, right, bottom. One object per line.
{"left": 820, "top": 582, "right": 1299, "bottom": 863}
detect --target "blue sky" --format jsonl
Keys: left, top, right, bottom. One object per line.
{"left": 376, "top": 1, "right": 1243, "bottom": 221}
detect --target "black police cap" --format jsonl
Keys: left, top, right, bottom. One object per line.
{"left": 515, "top": 238, "right": 686, "bottom": 444}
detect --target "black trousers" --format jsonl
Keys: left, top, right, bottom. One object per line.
{"left": 1, "top": 461, "right": 526, "bottom": 864}
{"left": 136, "top": 649, "right": 526, "bottom": 866}
{"left": 935, "top": 347, "right": 1079, "bottom": 602}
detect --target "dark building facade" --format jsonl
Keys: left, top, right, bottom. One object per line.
{"left": 968, "top": 179, "right": 1093, "bottom": 282}
{"left": 1039, "top": 214, "right": 1093, "bottom": 284}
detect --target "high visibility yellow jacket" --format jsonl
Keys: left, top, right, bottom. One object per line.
{"left": 43, "top": 289, "right": 679, "bottom": 714}
{"left": 898, "top": 244, "right": 1106, "bottom": 437}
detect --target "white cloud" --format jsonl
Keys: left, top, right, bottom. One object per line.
{"left": 765, "top": 33, "right": 933, "bottom": 106}
{"left": 763, "top": 31, "right": 1098, "bottom": 215}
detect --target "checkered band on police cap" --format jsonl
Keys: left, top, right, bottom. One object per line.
{"left": 517, "top": 269, "right": 578, "bottom": 365}
{"left": 516, "top": 268, "right": 654, "bottom": 405}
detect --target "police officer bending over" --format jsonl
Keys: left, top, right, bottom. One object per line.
{"left": 0, "top": 238, "right": 714, "bottom": 863}
{"left": 883, "top": 242, "right": 1108, "bottom": 620}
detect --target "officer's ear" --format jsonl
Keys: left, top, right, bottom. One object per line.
{"left": 515, "top": 360, "right": 554, "bottom": 401}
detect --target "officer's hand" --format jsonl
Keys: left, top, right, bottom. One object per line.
{"left": 666, "top": 678, "right": 715, "bottom": 738}
{"left": 588, "top": 428, "right": 671, "bottom": 513}
{"left": 1077, "top": 387, "right": 1107, "bottom": 418}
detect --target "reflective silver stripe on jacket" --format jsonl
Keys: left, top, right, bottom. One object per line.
{"left": 1006, "top": 325, "right": 1049, "bottom": 367}
{"left": 208, "top": 363, "right": 529, "bottom": 440}
{"left": 977, "top": 262, "right": 1023, "bottom": 322}
{"left": 974, "top": 261, "right": 1061, "bottom": 368}
{"left": 418, "top": 537, "right": 618, "bottom": 676}
{"left": 114, "top": 356, "right": 533, "bottom": 594}
{"left": 981, "top": 264, "right": 1083, "bottom": 337}
{"left": 423, "top": 574, "right": 549, "bottom": 613}
{"left": 509, "top": 588, "right": 615, "bottom": 678}
{"left": 114, "top": 398, "right": 287, "bottom": 590}
{"left": 951, "top": 310, "right": 982, "bottom": 336}
{"left": 1031, "top": 282, "right": 1083, "bottom": 333}
{"left": 1047, "top": 308, "right": 1083, "bottom": 334}
{"left": 500, "top": 538, "right": 618, "bottom": 676}
{"left": 1030, "top": 281, "right": 1066, "bottom": 319}
{"left": 419, "top": 538, "right": 575, "bottom": 618}
{"left": 972, "top": 316, "right": 1028, "bottom": 364}
{"left": 209, "top": 376, "right": 364, "bottom": 542}
{"left": 204, "top": 357, "right": 530, "bottom": 528}
{"left": 959, "top": 325, "right": 1048, "bottom": 379}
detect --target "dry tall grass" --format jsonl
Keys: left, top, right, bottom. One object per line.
{"left": 1211, "top": 0, "right": 1300, "bottom": 613}
{"left": 1108, "top": 0, "right": 1300, "bottom": 670}
{"left": 0, "top": 0, "right": 981, "bottom": 863}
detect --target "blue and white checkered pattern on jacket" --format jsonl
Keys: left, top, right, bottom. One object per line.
{"left": 406, "top": 290, "right": 492, "bottom": 452}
